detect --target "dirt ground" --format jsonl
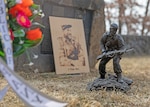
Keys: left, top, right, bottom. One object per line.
{"left": 0, "top": 56, "right": 150, "bottom": 107}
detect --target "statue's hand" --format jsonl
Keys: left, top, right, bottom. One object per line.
{"left": 102, "top": 52, "right": 107, "bottom": 58}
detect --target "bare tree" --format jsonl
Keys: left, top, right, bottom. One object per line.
{"left": 118, "top": 0, "right": 125, "bottom": 34}
{"left": 104, "top": 0, "right": 150, "bottom": 36}
{"left": 141, "top": 0, "right": 150, "bottom": 36}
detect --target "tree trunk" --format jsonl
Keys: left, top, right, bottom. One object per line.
{"left": 141, "top": 0, "right": 150, "bottom": 36}
{"left": 118, "top": 3, "right": 124, "bottom": 34}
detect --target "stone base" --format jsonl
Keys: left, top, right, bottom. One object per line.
{"left": 87, "top": 74, "right": 133, "bottom": 92}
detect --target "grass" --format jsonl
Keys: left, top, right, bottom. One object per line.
{"left": 0, "top": 56, "right": 150, "bottom": 107}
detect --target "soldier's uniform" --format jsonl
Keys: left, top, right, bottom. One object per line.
{"left": 99, "top": 23, "right": 125, "bottom": 82}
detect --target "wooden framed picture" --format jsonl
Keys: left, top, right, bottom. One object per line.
{"left": 49, "top": 16, "right": 90, "bottom": 74}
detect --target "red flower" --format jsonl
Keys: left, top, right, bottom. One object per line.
{"left": 26, "top": 28, "right": 42, "bottom": 40}
{"left": 9, "top": 4, "right": 32, "bottom": 17}
{"left": 19, "top": 0, "right": 34, "bottom": 7}
{"left": 16, "top": 12, "right": 31, "bottom": 28}
{"left": 9, "top": 29, "right": 14, "bottom": 41}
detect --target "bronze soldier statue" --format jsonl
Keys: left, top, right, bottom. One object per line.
{"left": 99, "top": 23, "right": 125, "bottom": 83}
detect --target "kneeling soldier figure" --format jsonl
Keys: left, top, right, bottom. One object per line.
{"left": 99, "top": 23, "right": 125, "bottom": 83}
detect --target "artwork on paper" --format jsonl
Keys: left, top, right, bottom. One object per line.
{"left": 49, "top": 16, "right": 90, "bottom": 74}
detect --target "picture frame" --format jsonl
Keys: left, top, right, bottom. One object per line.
{"left": 49, "top": 16, "right": 90, "bottom": 74}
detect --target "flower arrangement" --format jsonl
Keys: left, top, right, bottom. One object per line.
{"left": 0, "top": 0, "right": 44, "bottom": 59}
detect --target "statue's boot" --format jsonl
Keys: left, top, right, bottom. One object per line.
{"left": 100, "top": 72, "right": 105, "bottom": 79}
{"left": 117, "top": 73, "right": 124, "bottom": 83}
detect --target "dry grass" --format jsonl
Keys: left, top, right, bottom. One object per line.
{"left": 0, "top": 56, "right": 150, "bottom": 107}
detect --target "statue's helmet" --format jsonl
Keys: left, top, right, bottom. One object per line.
{"left": 110, "top": 23, "right": 118, "bottom": 29}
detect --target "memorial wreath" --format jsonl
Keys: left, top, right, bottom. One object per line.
{"left": 0, "top": 0, "right": 44, "bottom": 58}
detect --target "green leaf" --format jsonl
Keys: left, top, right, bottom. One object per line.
{"left": 7, "top": 0, "right": 16, "bottom": 8}
{"left": 0, "top": 51, "right": 5, "bottom": 57}
{"left": 23, "top": 39, "right": 42, "bottom": 48}
{"left": 24, "top": 34, "right": 44, "bottom": 48}
{"left": 32, "top": 22, "right": 45, "bottom": 28}
{"left": 13, "top": 44, "right": 26, "bottom": 57}
{"left": 23, "top": 42, "right": 34, "bottom": 47}
{"left": 29, "top": 14, "right": 38, "bottom": 21}
{"left": 13, "top": 29, "right": 25, "bottom": 37}
{"left": 8, "top": 19, "right": 21, "bottom": 30}
{"left": 31, "top": 4, "right": 40, "bottom": 10}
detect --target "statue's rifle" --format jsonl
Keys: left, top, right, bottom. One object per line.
{"left": 96, "top": 48, "right": 134, "bottom": 60}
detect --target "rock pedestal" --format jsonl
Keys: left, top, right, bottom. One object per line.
{"left": 87, "top": 74, "right": 133, "bottom": 92}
